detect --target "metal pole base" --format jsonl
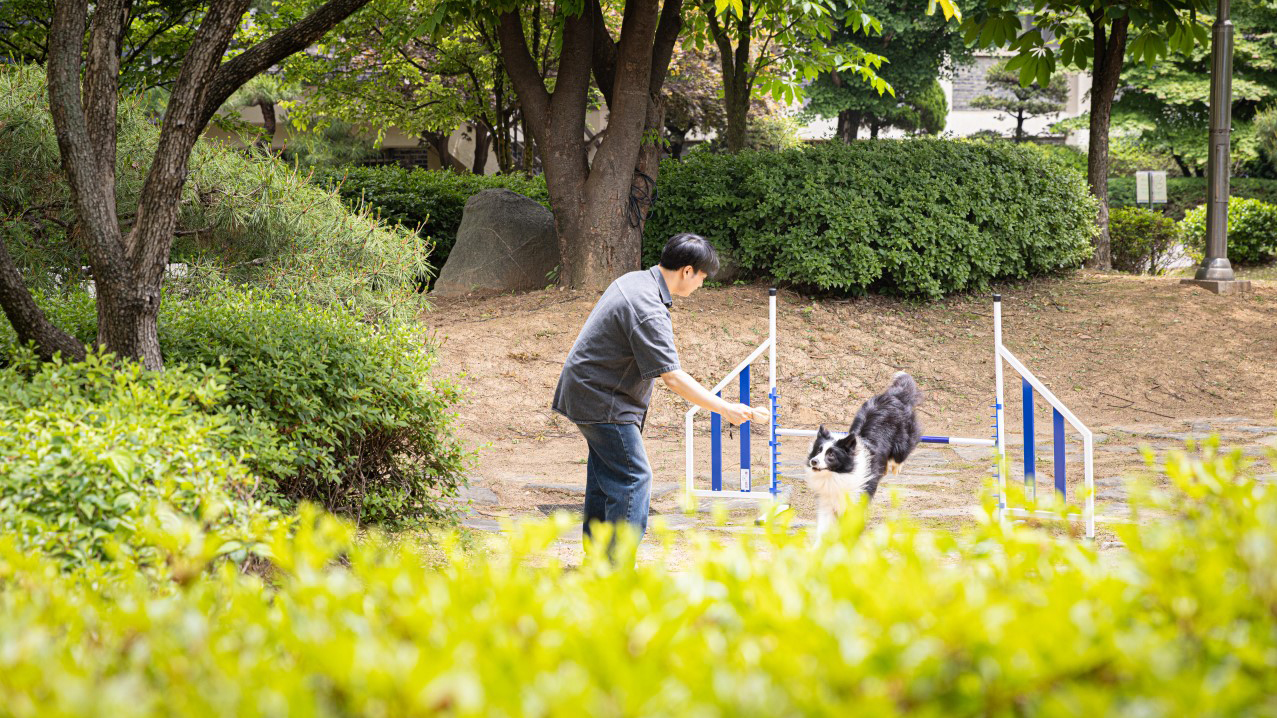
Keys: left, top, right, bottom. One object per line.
{"left": 1180, "top": 277, "right": 1253, "bottom": 295}
{"left": 1193, "top": 256, "right": 1237, "bottom": 281}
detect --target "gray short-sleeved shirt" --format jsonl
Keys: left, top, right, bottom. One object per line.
{"left": 552, "top": 266, "right": 681, "bottom": 426}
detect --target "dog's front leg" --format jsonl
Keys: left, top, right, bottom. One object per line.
{"left": 815, "top": 504, "right": 837, "bottom": 541}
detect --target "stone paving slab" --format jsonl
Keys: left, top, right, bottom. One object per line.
{"left": 459, "top": 485, "right": 500, "bottom": 505}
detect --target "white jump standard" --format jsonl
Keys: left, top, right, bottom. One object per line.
{"left": 682, "top": 289, "right": 1096, "bottom": 538}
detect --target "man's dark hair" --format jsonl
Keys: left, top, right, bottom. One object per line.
{"left": 659, "top": 233, "right": 720, "bottom": 277}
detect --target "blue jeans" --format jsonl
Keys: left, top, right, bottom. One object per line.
{"left": 576, "top": 422, "right": 652, "bottom": 545}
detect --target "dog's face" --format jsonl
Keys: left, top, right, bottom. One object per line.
{"left": 807, "top": 425, "right": 858, "bottom": 473}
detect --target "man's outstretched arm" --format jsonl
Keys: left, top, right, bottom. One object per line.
{"left": 660, "top": 369, "right": 771, "bottom": 426}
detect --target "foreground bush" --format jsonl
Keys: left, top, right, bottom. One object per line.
{"left": 1180, "top": 198, "right": 1277, "bottom": 265}
{"left": 1, "top": 445, "right": 1274, "bottom": 715}
{"left": 2, "top": 290, "right": 469, "bottom": 525}
{"left": 0, "top": 64, "right": 427, "bottom": 319}
{"left": 0, "top": 352, "right": 272, "bottom": 568}
{"left": 1108, "top": 206, "right": 1178, "bottom": 274}
{"left": 318, "top": 166, "right": 550, "bottom": 269}
{"left": 645, "top": 140, "right": 1097, "bottom": 298}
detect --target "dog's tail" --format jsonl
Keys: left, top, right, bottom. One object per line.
{"left": 887, "top": 371, "right": 923, "bottom": 409}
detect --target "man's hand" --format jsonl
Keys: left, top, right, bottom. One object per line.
{"left": 661, "top": 369, "right": 771, "bottom": 426}
{"left": 722, "top": 403, "right": 752, "bottom": 426}
{"left": 723, "top": 403, "right": 770, "bottom": 426}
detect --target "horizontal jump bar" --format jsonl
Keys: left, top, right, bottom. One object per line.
{"left": 774, "top": 428, "right": 994, "bottom": 446}
{"left": 689, "top": 489, "right": 784, "bottom": 501}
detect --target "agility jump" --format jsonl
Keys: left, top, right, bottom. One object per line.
{"left": 682, "top": 289, "right": 1096, "bottom": 538}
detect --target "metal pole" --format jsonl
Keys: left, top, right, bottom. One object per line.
{"left": 993, "top": 295, "right": 1008, "bottom": 528}
{"left": 1022, "top": 378, "right": 1035, "bottom": 502}
{"left": 1195, "top": 0, "right": 1235, "bottom": 281}
{"left": 740, "top": 365, "right": 751, "bottom": 491}
{"left": 769, "top": 288, "right": 779, "bottom": 495}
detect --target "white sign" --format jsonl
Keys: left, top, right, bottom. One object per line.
{"left": 1135, "top": 170, "right": 1168, "bottom": 205}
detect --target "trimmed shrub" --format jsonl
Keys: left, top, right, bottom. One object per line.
{"left": 1109, "top": 206, "right": 1179, "bottom": 274}
{"left": 1180, "top": 198, "right": 1277, "bottom": 265}
{"left": 318, "top": 166, "right": 550, "bottom": 268}
{"left": 0, "top": 63, "right": 428, "bottom": 319}
{"left": 0, "top": 351, "right": 272, "bottom": 568}
{"left": 645, "top": 140, "right": 1097, "bottom": 299}
{"left": 1109, "top": 176, "right": 1277, "bottom": 220}
{"left": 0, "top": 446, "right": 1275, "bottom": 714}
{"left": 1025, "top": 142, "right": 1089, "bottom": 176}
{"left": 1, "top": 290, "right": 470, "bottom": 525}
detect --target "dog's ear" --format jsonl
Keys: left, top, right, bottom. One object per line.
{"left": 835, "top": 428, "right": 857, "bottom": 451}
{"left": 816, "top": 424, "right": 831, "bottom": 440}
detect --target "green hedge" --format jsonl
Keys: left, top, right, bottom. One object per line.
{"left": 1109, "top": 176, "right": 1277, "bottom": 220}
{"left": 1180, "top": 198, "right": 1277, "bottom": 265}
{"left": 644, "top": 140, "right": 1097, "bottom": 299}
{"left": 0, "top": 351, "right": 273, "bottom": 569}
{"left": 1109, "top": 206, "right": 1179, "bottom": 274}
{"left": 318, "top": 166, "right": 550, "bottom": 268}
{"left": 0, "top": 446, "right": 1275, "bottom": 714}
{"left": 2, "top": 290, "right": 469, "bottom": 525}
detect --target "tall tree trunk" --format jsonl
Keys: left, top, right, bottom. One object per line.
{"left": 519, "top": 109, "right": 535, "bottom": 174}
{"left": 424, "top": 131, "right": 459, "bottom": 172}
{"left": 724, "top": 86, "right": 749, "bottom": 152}
{"left": 471, "top": 122, "right": 491, "bottom": 174}
{"left": 1085, "top": 14, "right": 1129, "bottom": 270}
{"left": 256, "top": 98, "right": 276, "bottom": 152}
{"left": 1015, "top": 109, "right": 1026, "bottom": 143}
{"left": 497, "top": 0, "right": 681, "bottom": 289}
{"left": 870, "top": 120, "right": 881, "bottom": 139}
{"left": 665, "top": 123, "right": 689, "bottom": 159}
{"left": 836, "top": 109, "right": 861, "bottom": 142}
{"left": 1170, "top": 152, "right": 1192, "bottom": 177}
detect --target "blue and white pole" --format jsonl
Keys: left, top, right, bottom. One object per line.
{"left": 769, "top": 288, "right": 780, "bottom": 496}
{"left": 994, "top": 294, "right": 1009, "bottom": 529}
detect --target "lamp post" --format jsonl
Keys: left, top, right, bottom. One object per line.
{"left": 1182, "top": 0, "right": 1252, "bottom": 294}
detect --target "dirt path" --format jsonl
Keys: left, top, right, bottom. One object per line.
{"left": 420, "top": 272, "right": 1277, "bottom": 562}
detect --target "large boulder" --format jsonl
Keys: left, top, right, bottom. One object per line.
{"left": 432, "top": 189, "right": 558, "bottom": 297}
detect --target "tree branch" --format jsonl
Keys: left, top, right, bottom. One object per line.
{"left": 589, "top": 0, "right": 619, "bottom": 109}
{"left": 704, "top": 4, "right": 735, "bottom": 89}
{"left": 199, "top": 0, "right": 375, "bottom": 129}
{"left": 0, "top": 235, "right": 86, "bottom": 362}
{"left": 496, "top": 9, "right": 551, "bottom": 141}
{"left": 85, "top": 0, "right": 131, "bottom": 188}
{"left": 48, "top": 0, "right": 128, "bottom": 271}
{"left": 649, "top": 0, "right": 684, "bottom": 94}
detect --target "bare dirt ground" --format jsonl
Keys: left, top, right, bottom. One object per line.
{"left": 420, "top": 272, "right": 1277, "bottom": 564}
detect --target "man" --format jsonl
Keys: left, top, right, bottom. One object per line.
{"left": 552, "top": 233, "right": 770, "bottom": 549}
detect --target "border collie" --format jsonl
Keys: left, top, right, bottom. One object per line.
{"left": 805, "top": 372, "right": 923, "bottom": 536}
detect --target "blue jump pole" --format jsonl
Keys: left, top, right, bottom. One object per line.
{"left": 770, "top": 386, "right": 779, "bottom": 495}
{"left": 740, "top": 365, "right": 751, "bottom": 491}
{"left": 711, "top": 391, "right": 722, "bottom": 492}
{"left": 1053, "top": 408, "right": 1066, "bottom": 500}
{"left": 1023, "top": 378, "right": 1035, "bottom": 502}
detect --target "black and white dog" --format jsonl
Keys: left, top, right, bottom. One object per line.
{"left": 805, "top": 372, "right": 923, "bottom": 536}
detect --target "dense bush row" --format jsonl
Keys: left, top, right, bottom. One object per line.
{"left": 0, "top": 64, "right": 427, "bottom": 319}
{"left": 1, "top": 290, "right": 469, "bottom": 527}
{"left": 0, "top": 446, "right": 1274, "bottom": 714}
{"left": 643, "top": 140, "right": 1097, "bottom": 298}
{"left": 319, "top": 166, "right": 550, "bottom": 269}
